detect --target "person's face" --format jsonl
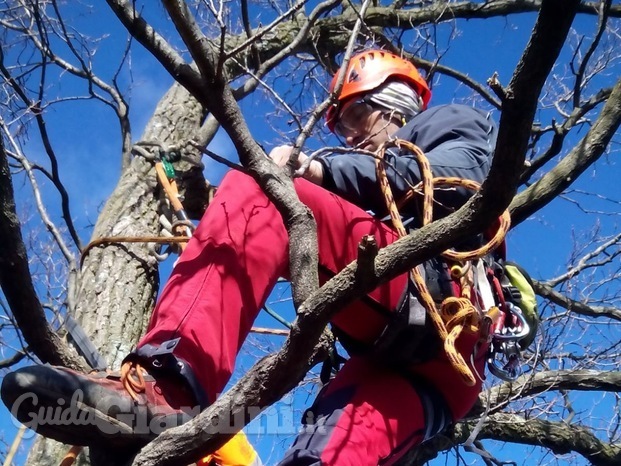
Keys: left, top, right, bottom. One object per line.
{"left": 334, "top": 98, "right": 400, "bottom": 151}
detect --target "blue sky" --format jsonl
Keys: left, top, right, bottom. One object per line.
{"left": 1, "top": 2, "right": 620, "bottom": 465}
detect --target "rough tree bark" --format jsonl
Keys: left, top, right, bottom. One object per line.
{"left": 24, "top": 83, "right": 207, "bottom": 466}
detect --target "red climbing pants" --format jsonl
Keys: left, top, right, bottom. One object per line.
{"left": 138, "top": 170, "right": 485, "bottom": 465}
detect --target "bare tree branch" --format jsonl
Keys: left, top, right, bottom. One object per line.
{"left": 0, "top": 2, "right": 133, "bottom": 170}
{"left": 0, "top": 130, "right": 85, "bottom": 370}
{"left": 474, "top": 413, "right": 621, "bottom": 466}
{"left": 0, "top": 349, "right": 27, "bottom": 369}
{"left": 522, "top": 87, "right": 612, "bottom": 184}
{"left": 409, "top": 55, "right": 502, "bottom": 109}
{"left": 104, "top": 0, "right": 207, "bottom": 101}
{"left": 0, "top": 46, "right": 82, "bottom": 251}
{"left": 510, "top": 77, "right": 621, "bottom": 225}
{"left": 534, "top": 280, "right": 621, "bottom": 322}
{"left": 572, "top": 0, "right": 612, "bottom": 107}
{"left": 545, "top": 231, "right": 621, "bottom": 287}
{"left": 408, "top": 410, "right": 621, "bottom": 466}
{"left": 483, "top": 369, "right": 621, "bottom": 412}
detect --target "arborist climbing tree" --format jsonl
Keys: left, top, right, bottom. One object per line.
{"left": 2, "top": 49, "right": 537, "bottom": 465}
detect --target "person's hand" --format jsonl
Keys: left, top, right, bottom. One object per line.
{"left": 269, "top": 145, "right": 298, "bottom": 167}
{"left": 268, "top": 145, "right": 324, "bottom": 185}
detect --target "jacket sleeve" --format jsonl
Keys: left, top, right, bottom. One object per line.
{"left": 317, "top": 105, "right": 497, "bottom": 218}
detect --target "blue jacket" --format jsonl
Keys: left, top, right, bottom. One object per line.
{"left": 318, "top": 104, "right": 497, "bottom": 221}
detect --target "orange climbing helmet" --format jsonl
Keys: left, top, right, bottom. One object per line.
{"left": 326, "top": 49, "right": 432, "bottom": 132}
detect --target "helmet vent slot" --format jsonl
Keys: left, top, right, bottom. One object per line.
{"left": 348, "top": 69, "right": 360, "bottom": 82}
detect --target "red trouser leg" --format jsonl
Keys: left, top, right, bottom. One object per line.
{"left": 137, "top": 170, "right": 484, "bottom": 464}
{"left": 138, "top": 170, "right": 407, "bottom": 401}
{"left": 278, "top": 357, "right": 433, "bottom": 466}
{"left": 278, "top": 337, "right": 486, "bottom": 466}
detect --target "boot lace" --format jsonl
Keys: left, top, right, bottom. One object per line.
{"left": 120, "top": 360, "right": 147, "bottom": 402}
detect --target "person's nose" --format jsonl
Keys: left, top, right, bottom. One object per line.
{"left": 345, "top": 135, "right": 360, "bottom": 146}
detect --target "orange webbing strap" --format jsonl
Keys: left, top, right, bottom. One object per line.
{"left": 155, "top": 161, "right": 193, "bottom": 250}
{"left": 374, "top": 138, "right": 511, "bottom": 386}
{"left": 197, "top": 431, "right": 260, "bottom": 466}
{"left": 155, "top": 162, "right": 185, "bottom": 213}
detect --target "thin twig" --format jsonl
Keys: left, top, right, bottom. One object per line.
{"left": 288, "top": 0, "right": 374, "bottom": 167}
{"left": 0, "top": 120, "right": 76, "bottom": 265}
{"left": 573, "top": 0, "right": 612, "bottom": 107}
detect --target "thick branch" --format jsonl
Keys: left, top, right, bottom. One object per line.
{"left": 475, "top": 413, "right": 621, "bottom": 466}
{"left": 107, "top": 1, "right": 619, "bottom": 99}
{"left": 510, "top": 77, "right": 621, "bottom": 225}
{"left": 533, "top": 280, "right": 621, "bottom": 322}
{"left": 484, "top": 370, "right": 621, "bottom": 412}
{"left": 124, "top": 4, "right": 321, "bottom": 464}
{"left": 221, "top": 1, "right": 621, "bottom": 71}
{"left": 468, "top": 0, "right": 580, "bottom": 224}
{"left": 159, "top": 0, "right": 321, "bottom": 309}
{"left": 399, "top": 376, "right": 621, "bottom": 466}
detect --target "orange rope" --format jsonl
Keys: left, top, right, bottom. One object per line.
{"left": 80, "top": 235, "right": 191, "bottom": 267}
{"left": 374, "top": 138, "right": 511, "bottom": 386}
{"left": 80, "top": 161, "right": 195, "bottom": 266}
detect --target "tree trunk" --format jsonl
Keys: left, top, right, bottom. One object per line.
{"left": 25, "top": 83, "right": 206, "bottom": 466}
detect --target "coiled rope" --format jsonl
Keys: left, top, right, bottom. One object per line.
{"left": 374, "top": 138, "right": 511, "bottom": 386}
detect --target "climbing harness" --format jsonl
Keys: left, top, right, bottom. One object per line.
{"left": 373, "top": 138, "right": 530, "bottom": 386}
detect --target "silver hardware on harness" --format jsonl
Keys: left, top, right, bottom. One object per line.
{"left": 487, "top": 302, "right": 530, "bottom": 382}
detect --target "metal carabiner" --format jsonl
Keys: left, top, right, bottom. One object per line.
{"left": 487, "top": 340, "right": 522, "bottom": 381}
{"left": 492, "top": 302, "right": 531, "bottom": 342}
